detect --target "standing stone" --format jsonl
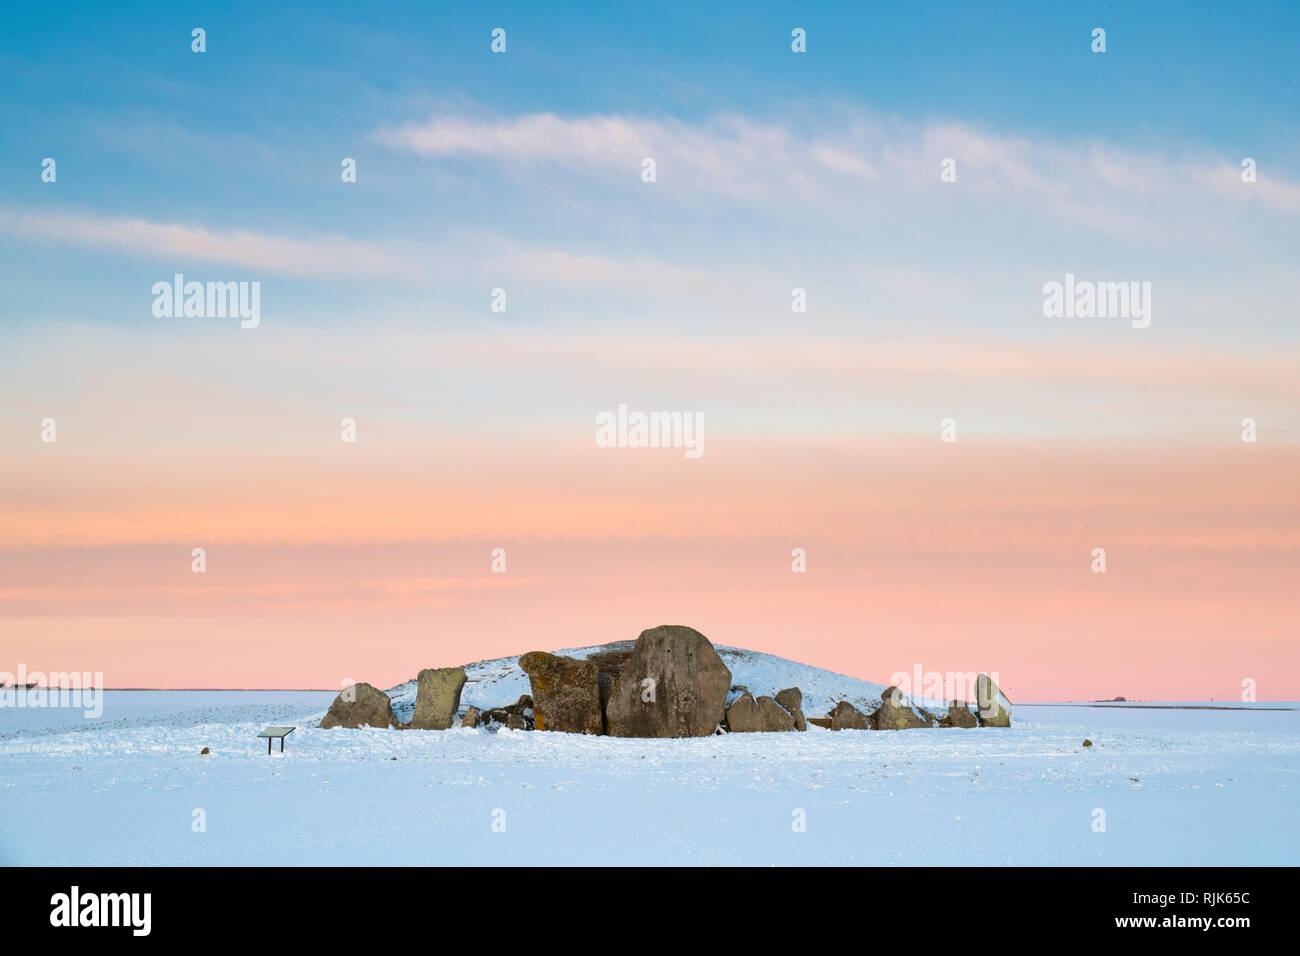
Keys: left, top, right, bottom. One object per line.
{"left": 320, "top": 682, "right": 398, "bottom": 729}
{"left": 829, "top": 700, "right": 870, "bottom": 731}
{"left": 757, "top": 695, "right": 797, "bottom": 731}
{"left": 409, "top": 666, "right": 467, "bottom": 730}
{"left": 829, "top": 700, "right": 871, "bottom": 730}
{"left": 604, "top": 625, "right": 732, "bottom": 738}
{"left": 975, "top": 673, "right": 1013, "bottom": 727}
{"left": 728, "top": 692, "right": 795, "bottom": 733}
{"left": 519, "top": 651, "right": 603, "bottom": 735}
{"left": 725, "top": 691, "right": 760, "bottom": 731}
{"left": 871, "top": 685, "right": 932, "bottom": 730}
{"left": 939, "top": 700, "right": 977, "bottom": 728}
{"left": 460, "top": 706, "right": 480, "bottom": 728}
{"left": 775, "top": 686, "right": 807, "bottom": 732}
{"left": 586, "top": 643, "right": 635, "bottom": 732}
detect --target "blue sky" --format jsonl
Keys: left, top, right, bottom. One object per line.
{"left": 2, "top": 2, "right": 1298, "bottom": 352}
{"left": 6, "top": 2, "right": 1300, "bottom": 144}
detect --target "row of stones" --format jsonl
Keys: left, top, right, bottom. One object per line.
{"left": 724, "top": 678, "right": 1010, "bottom": 733}
{"left": 320, "top": 625, "right": 1012, "bottom": 735}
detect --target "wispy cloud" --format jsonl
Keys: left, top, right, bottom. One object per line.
{"left": 377, "top": 108, "right": 1300, "bottom": 231}
{"left": 0, "top": 208, "right": 428, "bottom": 280}
{"left": 5, "top": 109, "right": 1298, "bottom": 326}
{"left": 0, "top": 205, "right": 762, "bottom": 312}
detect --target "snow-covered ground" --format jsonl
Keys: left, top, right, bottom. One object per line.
{"left": 2, "top": 681, "right": 1297, "bottom": 866}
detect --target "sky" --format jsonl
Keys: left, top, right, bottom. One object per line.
{"left": 1, "top": 1, "right": 1297, "bottom": 700}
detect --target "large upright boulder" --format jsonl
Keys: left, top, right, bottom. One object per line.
{"left": 319, "top": 682, "right": 398, "bottom": 729}
{"left": 519, "top": 651, "right": 603, "bottom": 735}
{"left": 586, "top": 643, "right": 635, "bottom": 733}
{"left": 409, "top": 666, "right": 467, "bottom": 730}
{"left": 604, "top": 625, "right": 731, "bottom": 738}
{"left": 829, "top": 700, "right": 871, "bottom": 730}
{"left": 775, "top": 687, "right": 807, "bottom": 732}
{"left": 939, "top": 700, "right": 978, "bottom": 728}
{"left": 871, "top": 685, "right": 932, "bottom": 730}
{"left": 975, "top": 673, "right": 1013, "bottom": 727}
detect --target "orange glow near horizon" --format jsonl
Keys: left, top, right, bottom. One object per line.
{"left": 3, "top": 431, "right": 1296, "bottom": 701}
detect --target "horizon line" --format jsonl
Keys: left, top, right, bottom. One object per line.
{"left": 3, "top": 687, "right": 1295, "bottom": 709}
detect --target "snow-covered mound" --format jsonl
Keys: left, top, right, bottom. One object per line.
{"left": 381, "top": 642, "right": 932, "bottom": 727}
{"left": 715, "top": 646, "right": 894, "bottom": 717}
